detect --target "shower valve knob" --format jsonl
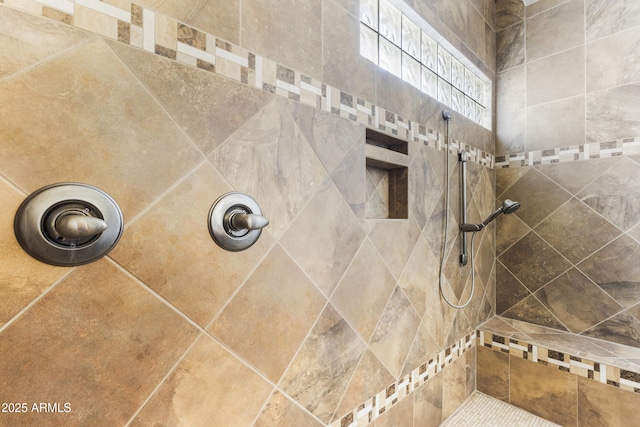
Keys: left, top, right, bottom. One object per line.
{"left": 55, "top": 214, "right": 108, "bottom": 240}
{"left": 209, "top": 192, "right": 269, "bottom": 252}
{"left": 228, "top": 212, "right": 269, "bottom": 231}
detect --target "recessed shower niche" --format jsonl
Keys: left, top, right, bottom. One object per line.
{"left": 365, "top": 129, "right": 409, "bottom": 219}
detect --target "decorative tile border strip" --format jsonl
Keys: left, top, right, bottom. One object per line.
{"left": 330, "top": 334, "right": 475, "bottom": 427}
{"left": 0, "top": 0, "right": 494, "bottom": 169}
{"left": 495, "top": 137, "right": 640, "bottom": 169}
{"left": 478, "top": 330, "right": 640, "bottom": 394}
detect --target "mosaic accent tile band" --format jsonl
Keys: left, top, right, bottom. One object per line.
{"left": 495, "top": 137, "right": 640, "bottom": 169}
{"left": 0, "top": 0, "right": 494, "bottom": 169}
{"left": 478, "top": 330, "right": 640, "bottom": 394}
{"left": 330, "top": 334, "right": 475, "bottom": 427}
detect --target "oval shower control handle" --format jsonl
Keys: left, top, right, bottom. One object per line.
{"left": 56, "top": 214, "right": 108, "bottom": 240}
{"left": 229, "top": 212, "right": 269, "bottom": 231}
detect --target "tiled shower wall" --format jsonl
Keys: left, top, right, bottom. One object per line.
{"left": 0, "top": 1, "right": 497, "bottom": 426}
{"left": 494, "top": 0, "right": 640, "bottom": 348}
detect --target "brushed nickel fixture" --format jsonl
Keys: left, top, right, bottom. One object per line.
{"left": 14, "top": 183, "right": 123, "bottom": 266}
{"left": 208, "top": 192, "right": 269, "bottom": 252}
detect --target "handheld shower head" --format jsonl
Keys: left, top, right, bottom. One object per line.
{"left": 460, "top": 199, "right": 521, "bottom": 232}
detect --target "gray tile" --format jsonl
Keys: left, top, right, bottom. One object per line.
{"left": 503, "top": 294, "right": 568, "bottom": 331}
{"left": 578, "top": 157, "right": 640, "bottom": 231}
{"left": 496, "top": 261, "right": 531, "bottom": 314}
{"left": 535, "top": 157, "right": 621, "bottom": 195}
{"left": 497, "top": 66, "right": 525, "bottom": 112}
{"left": 495, "top": 0, "right": 525, "bottom": 30}
{"left": 526, "top": 46, "right": 585, "bottom": 107}
{"left": 586, "top": 83, "right": 640, "bottom": 144}
{"left": 496, "top": 22, "right": 525, "bottom": 71}
{"left": 526, "top": 0, "right": 584, "bottom": 62}
{"left": 583, "top": 312, "right": 640, "bottom": 348}
{"left": 586, "top": 0, "right": 640, "bottom": 41}
{"left": 586, "top": 27, "right": 640, "bottom": 93}
{"left": 526, "top": 96, "right": 585, "bottom": 152}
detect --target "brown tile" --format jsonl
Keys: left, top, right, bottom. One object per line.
{"left": 242, "top": 0, "right": 322, "bottom": 79}
{"left": 503, "top": 294, "right": 568, "bottom": 330}
{"left": 496, "top": 107, "right": 525, "bottom": 155}
{"left": 578, "top": 235, "right": 640, "bottom": 309}
{"left": 0, "top": 39, "right": 203, "bottom": 221}
{"left": 369, "top": 218, "right": 421, "bottom": 280}
{"left": 208, "top": 244, "right": 325, "bottom": 383}
{"left": 0, "top": 259, "right": 199, "bottom": 426}
{"left": 109, "top": 40, "right": 274, "bottom": 155}
{"left": 110, "top": 164, "right": 274, "bottom": 327}
{"left": 537, "top": 269, "right": 623, "bottom": 334}
{"left": 496, "top": 261, "right": 531, "bottom": 314}
{"left": 331, "top": 240, "right": 396, "bottom": 342}
{"left": 526, "top": 46, "right": 585, "bottom": 107}
{"left": 279, "top": 304, "right": 366, "bottom": 424}
{"left": 131, "top": 335, "right": 273, "bottom": 427}
{"left": 496, "top": 166, "right": 531, "bottom": 197}
{"left": 501, "top": 168, "right": 572, "bottom": 228}
{"left": 413, "top": 372, "right": 443, "bottom": 427}
{"left": 499, "top": 232, "right": 571, "bottom": 293}
{"left": 333, "top": 350, "right": 395, "bottom": 422}
{"left": 496, "top": 212, "right": 530, "bottom": 256}
{"left": 477, "top": 345, "right": 510, "bottom": 402}
{"left": 411, "top": 146, "right": 446, "bottom": 229}
{"left": 280, "top": 181, "right": 366, "bottom": 296}
{"left": 0, "top": 6, "right": 90, "bottom": 80}
{"left": 583, "top": 312, "right": 640, "bottom": 348}
{"left": 374, "top": 393, "right": 413, "bottom": 427}
{"left": 254, "top": 390, "right": 323, "bottom": 427}
{"left": 369, "top": 287, "right": 421, "bottom": 378}
{"left": 510, "top": 355, "right": 578, "bottom": 426}
{"left": 578, "top": 376, "right": 640, "bottom": 427}
{"left": 210, "top": 98, "right": 329, "bottom": 238}
{"left": 535, "top": 198, "right": 622, "bottom": 264}
{"left": 401, "top": 324, "right": 441, "bottom": 377}
{"left": 0, "top": 180, "right": 69, "bottom": 327}
{"left": 526, "top": 0, "right": 584, "bottom": 62}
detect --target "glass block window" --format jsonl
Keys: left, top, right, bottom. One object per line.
{"left": 360, "top": 0, "right": 490, "bottom": 128}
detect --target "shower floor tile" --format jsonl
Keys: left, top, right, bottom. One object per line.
{"left": 441, "top": 392, "right": 560, "bottom": 427}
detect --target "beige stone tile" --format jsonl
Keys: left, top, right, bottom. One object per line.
{"left": 495, "top": 0, "right": 524, "bottom": 30}
{"left": 586, "top": 0, "right": 640, "bottom": 42}
{"left": 526, "top": 46, "right": 585, "bottom": 107}
{"left": 210, "top": 98, "right": 329, "bottom": 238}
{"left": 442, "top": 354, "right": 470, "bottom": 420}
{"left": 110, "top": 163, "right": 273, "bottom": 327}
{"left": 526, "top": 0, "right": 584, "bottom": 62}
{"left": 410, "top": 145, "right": 445, "bottom": 229}
{"left": 0, "top": 5, "right": 90, "bottom": 80}
{"left": 279, "top": 304, "right": 366, "bottom": 424}
{"left": 586, "top": 27, "right": 640, "bottom": 93}
{"left": 131, "top": 334, "right": 273, "bottom": 427}
{"left": 510, "top": 356, "right": 578, "bottom": 426}
{"left": 208, "top": 244, "right": 325, "bottom": 383}
{"left": 496, "top": 22, "right": 524, "bottom": 72}
{"left": 0, "top": 259, "right": 199, "bottom": 426}
{"left": 369, "top": 286, "right": 421, "bottom": 378}
{"left": 109, "top": 40, "right": 274, "bottom": 155}
{"left": 368, "top": 218, "right": 421, "bottom": 280}
{"left": 0, "top": 38, "right": 203, "bottom": 221}
{"left": 496, "top": 107, "right": 525, "bottom": 155}
{"left": 322, "top": 0, "right": 377, "bottom": 102}
{"left": 241, "top": 0, "right": 321, "bottom": 79}
{"left": 413, "top": 372, "right": 443, "bottom": 427}
{"left": 535, "top": 157, "right": 621, "bottom": 195}
{"left": 333, "top": 350, "right": 395, "bottom": 422}
{"left": 496, "top": 261, "right": 531, "bottom": 314}
{"left": 0, "top": 179, "right": 69, "bottom": 327}
{"left": 467, "top": 2, "right": 486, "bottom": 62}
{"left": 399, "top": 232, "right": 441, "bottom": 317}
{"left": 526, "top": 96, "right": 585, "bottom": 152}
{"left": 497, "top": 65, "right": 525, "bottom": 113}
{"left": 331, "top": 240, "right": 396, "bottom": 342}
{"left": 578, "top": 376, "right": 640, "bottom": 427}
{"left": 134, "top": 0, "right": 240, "bottom": 45}
{"left": 477, "top": 345, "right": 510, "bottom": 401}
{"left": 75, "top": 4, "right": 118, "bottom": 39}
{"left": 375, "top": 70, "right": 418, "bottom": 124}
{"left": 254, "top": 390, "right": 323, "bottom": 427}
{"left": 374, "top": 394, "right": 413, "bottom": 427}
{"left": 401, "top": 323, "right": 441, "bottom": 377}
{"left": 280, "top": 181, "right": 366, "bottom": 296}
